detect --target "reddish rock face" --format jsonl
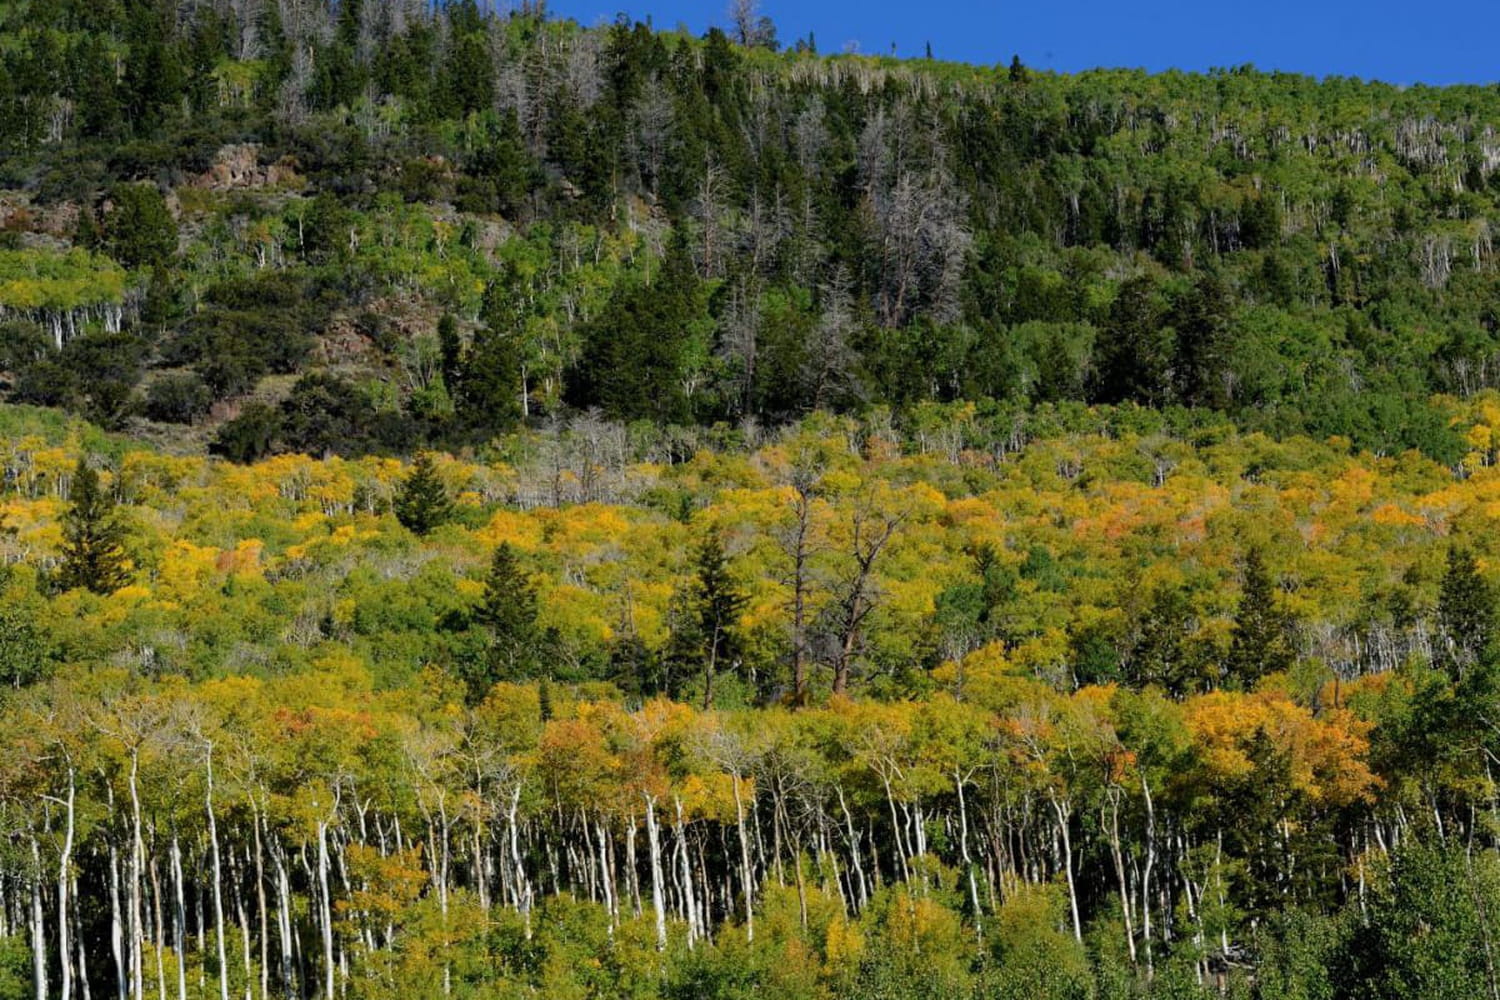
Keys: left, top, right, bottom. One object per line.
{"left": 191, "top": 144, "right": 301, "bottom": 191}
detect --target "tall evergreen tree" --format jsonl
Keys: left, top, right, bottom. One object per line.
{"left": 458, "top": 280, "right": 527, "bottom": 432}
{"left": 104, "top": 183, "right": 178, "bottom": 270}
{"left": 1437, "top": 545, "right": 1495, "bottom": 679}
{"left": 57, "top": 459, "right": 130, "bottom": 596}
{"left": 570, "top": 237, "right": 710, "bottom": 424}
{"left": 471, "top": 543, "right": 542, "bottom": 698}
{"left": 1093, "top": 275, "right": 1174, "bottom": 407}
{"left": 670, "top": 536, "right": 747, "bottom": 709}
{"left": 1223, "top": 548, "right": 1295, "bottom": 689}
{"left": 1130, "top": 584, "right": 1202, "bottom": 696}
{"left": 393, "top": 452, "right": 454, "bottom": 536}
{"left": 1172, "top": 271, "right": 1234, "bottom": 408}
{"left": 437, "top": 313, "right": 464, "bottom": 394}
{"left": 438, "top": 1, "right": 496, "bottom": 117}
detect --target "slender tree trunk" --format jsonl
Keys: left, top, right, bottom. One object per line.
{"left": 674, "top": 799, "right": 698, "bottom": 949}
{"left": 1049, "top": 791, "right": 1082, "bottom": 942}
{"left": 74, "top": 876, "right": 90, "bottom": 1000}
{"left": 316, "top": 820, "right": 335, "bottom": 1000}
{"left": 250, "top": 802, "right": 269, "bottom": 1000}
{"left": 644, "top": 794, "right": 667, "bottom": 950}
{"left": 265, "top": 828, "right": 293, "bottom": 1000}
{"left": 955, "top": 770, "right": 982, "bottom": 938}
{"left": 110, "top": 844, "right": 125, "bottom": 1000}
{"left": 506, "top": 786, "right": 530, "bottom": 939}
{"left": 149, "top": 854, "right": 165, "bottom": 1000}
{"left": 1105, "top": 787, "right": 1137, "bottom": 963}
{"left": 1141, "top": 773, "right": 1157, "bottom": 975}
{"left": 171, "top": 837, "right": 187, "bottom": 1000}
{"left": 31, "top": 839, "right": 47, "bottom": 1000}
{"left": 59, "top": 767, "right": 76, "bottom": 1000}
{"left": 129, "top": 751, "right": 146, "bottom": 1000}
{"left": 732, "top": 771, "right": 754, "bottom": 941}
{"left": 205, "top": 747, "right": 230, "bottom": 1000}
{"left": 595, "top": 820, "right": 615, "bottom": 934}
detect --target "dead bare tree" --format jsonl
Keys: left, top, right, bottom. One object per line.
{"left": 821, "top": 498, "right": 905, "bottom": 694}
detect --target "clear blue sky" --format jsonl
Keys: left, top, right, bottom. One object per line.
{"left": 542, "top": 0, "right": 1500, "bottom": 86}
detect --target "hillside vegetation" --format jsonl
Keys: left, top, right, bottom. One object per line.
{"left": 1, "top": 2, "right": 1500, "bottom": 999}
{"left": 0, "top": 399, "right": 1486, "bottom": 996}
{"left": 1, "top": 1, "right": 1500, "bottom": 459}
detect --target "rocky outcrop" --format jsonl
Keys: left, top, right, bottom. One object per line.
{"left": 191, "top": 144, "right": 300, "bottom": 190}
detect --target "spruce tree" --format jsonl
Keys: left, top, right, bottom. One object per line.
{"left": 1130, "top": 584, "right": 1200, "bottom": 696}
{"left": 1094, "top": 275, "right": 1174, "bottom": 407}
{"left": 471, "top": 543, "right": 541, "bottom": 698}
{"left": 438, "top": 313, "right": 463, "bottom": 393}
{"left": 1223, "top": 548, "right": 1295, "bottom": 689}
{"left": 103, "top": 182, "right": 178, "bottom": 269}
{"left": 1171, "top": 271, "right": 1234, "bottom": 409}
{"left": 670, "top": 536, "right": 747, "bottom": 709}
{"left": 537, "top": 676, "right": 554, "bottom": 722}
{"left": 1437, "top": 545, "right": 1495, "bottom": 678}
{"left": 458, "top": 281, "right": 526, "bottom": 433}
{"left": 57, "top": 460, "right": 131, "bottom": 596}
{"left": 394, "top": 453, "right": 454, "bottom": 536}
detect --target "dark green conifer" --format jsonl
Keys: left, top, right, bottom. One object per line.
{"left": 394, "top": 452, "right": 454, "bottom": 536}
{"left": 472, "top": 543, "right": 542, "bottom": 696}
{"left": 1223, "top": 548, "right": 1295, "bottom": 689}
{"left": 57, "top": 459, "right": 131, "bottom": 596}
{"left": 670, "top": 536, "right": 747, "bottom": 709}
{"left": 1437, "top": 545, "right": 1495, "bottom": 678}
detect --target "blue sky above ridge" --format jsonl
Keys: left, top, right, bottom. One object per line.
{"left": 542, "top": 0, "right": 1500, "bottom": 86}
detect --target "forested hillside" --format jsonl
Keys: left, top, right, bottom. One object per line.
{"left": 3, "top": 1, "right": 1500, "bottom": 458}
{"left": 4, "top": 1, "right": 1500, "bottom": 998}
{"left": 0, "top": 399, "right": 1489, "bottom": 997}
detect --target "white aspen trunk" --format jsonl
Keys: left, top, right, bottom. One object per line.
{"left": 837, "top": 788, "right": 869, "bottom": 912}
{"left": 1215, "top": 832, "right": 1230, "bottom": 957}
{"left": 73, "top": 876, "right": 90, "bottom": 1000}
{"left": 235, "top": 866, "right": 252, "bottom": 1000}
{"left": 59, "top": 768, "right": 76, "bottom": 1000}
{"left": 595, "top": 820, "right": 615, "bottom": 935}
{"left": 505, "top": 787, "right": 530, "bottom": 939}
{"left": 644, "top": 794, "right": 667, "bottom": 951}
{"left": 1049, "top": 791, "right": 1082, "bottom": 942}
{"left": 471, "top": 826, "right": 489, "bottom": 912}
{"left": 1106, "top": 788, "right": 1137, "bottom": 963}
{"left": 250, "top": 803, "right": 269, "bottom": 1000}
{"left": 673, "top": 799, "right": 698, "bottom": 949}
{"left": 144, "top": 853, "right": 163, "bottom": 1000}
{"left": 316, "top": 821, "right": 335, "bottom": 1000}
{"left": 440, "top": 811, "right": 451, "bottom": 917}
{"left": 110, "top": 845, "right": 125, "bottom": 1000}
{"left": 438, "top": 800, "right": 451, "bottom": 998}
{"left": 267, "top": 829, "right": 294, "bottom": 1000}
{"left": 955, "top": 770, "right": 982, "bottom": 939}
{"left": 170, "top": 838, "right": 187, "bottom": 1000}
{"left": 880, "top": 775, "right": 910, "bottom": 882}
{"left": 129, "top": 752, "right": 145, "bottom": 1000}
{"left": 626, "top": 819, "right": 642, "bottom": 917}
{"left": 1140, "top": 773, "right": 1157, "bottom": 976}
{"left": 31, "top": 840, "right": 47, "bottom": 1000}
{"left": 205, "top": 747, "right": 230, "bottom": 1000}
{"left": 732, "top": 772, "right": 754, "bottom": 942}
{"left": 913, "top": 802, "right": 928, "bottom": 861}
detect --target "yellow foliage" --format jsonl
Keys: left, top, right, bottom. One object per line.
{"left": 1184, "top": 690, "right": 1377, "bottom": 806}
